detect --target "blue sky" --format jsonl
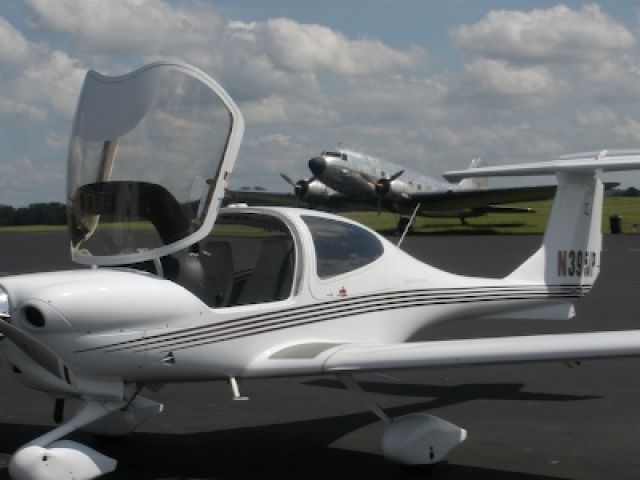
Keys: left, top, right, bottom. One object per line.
{"left": 1, "top": 1, "right": 640, "bottom": 205}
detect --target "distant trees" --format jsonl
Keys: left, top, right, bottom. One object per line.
{"left": 607, "top": 187, "right": 640, "bottom": 197}
{"left": 0, "top": 202, "right": 67, "bottom": 226}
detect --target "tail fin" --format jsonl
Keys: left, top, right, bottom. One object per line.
{"left": 508, "top": 172, "right": 602, "bottom": 286}
{"left": 458, "top": 157, "right": 488, "bottom": 189}
{"left": 443, "top": 150, "right": 640, "bottom": 288}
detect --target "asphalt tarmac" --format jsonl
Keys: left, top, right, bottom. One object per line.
{"left": 1, "top": 231, "right": 640, "bottom": 479}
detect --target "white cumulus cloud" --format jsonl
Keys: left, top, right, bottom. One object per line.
{"left": 13, "top": 50, "right": 86, "bottom": 119}
{"left": 0, "top": 98, "right": 46, "bottom": 120}
{"left": 464, "top": 58, "right": 555, "bottom": 97}
{"left": 453, "top": 4, "right": 635, "bottom": 64}
{"left": 0, "top": 16, "right": 42, "bottom": 64}
{"left": 22, "top": 0, "right": 222, "bottom": 54}
{"left": 229, "top": 18, "right": 426, "bottom": 76}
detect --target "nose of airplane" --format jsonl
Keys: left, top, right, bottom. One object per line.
{"left": 308, "top": 156, "right": 326, "bottom": 176}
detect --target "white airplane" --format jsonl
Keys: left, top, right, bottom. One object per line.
{"left": 3, "top": 61, "right": 640, "bottom": 480}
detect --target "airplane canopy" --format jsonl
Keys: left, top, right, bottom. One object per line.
{"left": 67, "top": 61, "right": 244, "bottom": 265}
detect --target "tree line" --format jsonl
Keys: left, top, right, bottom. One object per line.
{"left": 0, "top": 187, "right": 639, "bottom": 227}
{"left": 609, "top": 186, "right": 640, "bottom": 197}
{"left": 0, "top": 203, "right": 67, "bottom": 226}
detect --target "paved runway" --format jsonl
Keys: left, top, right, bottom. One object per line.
{"left": 1, "top": 231, "right": 640, "bottom": 479}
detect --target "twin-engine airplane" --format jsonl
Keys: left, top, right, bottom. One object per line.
{"left": 230, "top": 147, "right": 560, "bottom": 231}
{"left": 3, "top": 61, "right": 640, "bottom": 479}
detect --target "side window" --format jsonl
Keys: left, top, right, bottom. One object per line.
{"left": 199, "top": 213, "right": 296, "bottom": 307}
{"left": 302, "top": 215, "right": 383, "bottom": 279}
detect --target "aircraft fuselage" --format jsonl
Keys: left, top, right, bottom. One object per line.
{"left": 309, "top": 149, "right": 447, "bottom": 201}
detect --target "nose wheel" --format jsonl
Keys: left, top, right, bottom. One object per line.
{"left": 9, "top": 396, "right": 163, "bottom": 480}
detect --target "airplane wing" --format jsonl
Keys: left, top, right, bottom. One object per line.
{"left": 226, "top": 183, "right": 617, "bottom": 217}
{"left": 406, "top": 185, "right": 557, "bottom": 211}
{"left": 321, "top": 330, "right": 640, "bottom": 374}
{"left": 223, "top": 186, "right": 555, "bottom": 212}
{"left": 224, "top": 190, "right": 301, "bottom": 207}
{"left": 224, "top": 189, "right": 379, "bottom": 211}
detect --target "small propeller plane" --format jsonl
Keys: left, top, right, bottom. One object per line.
{"left": 3, "top": 61, "right": 640, "bottom": 480}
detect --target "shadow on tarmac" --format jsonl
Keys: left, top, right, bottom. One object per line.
{"left": 0, "top": 418, "right": 569, "bottom": 480}
{"left": 0, "top": 381, "right": 589, "bottom": 480}
{"left": 304, "top": 379, "right": 600, "bottom": 409}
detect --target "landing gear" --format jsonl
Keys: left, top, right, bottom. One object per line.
{"left": 9, "top": 396, "right": 163, "bottom": 480}
{"left": 9, "top": 401, "right": 122, "bottom": 480}
{"left": 337, "top": 374, "right": 467, "bottom": 466}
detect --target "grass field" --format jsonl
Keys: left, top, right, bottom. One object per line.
{"left": 344, "top": 196, "right": 640, "bottom": 235}
{"left": 0, "top": 224, "right": 67, "bottom": 233}
{"left": 1, "top": 197, "right": 639, "bottom": 235}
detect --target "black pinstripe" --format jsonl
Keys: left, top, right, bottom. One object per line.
{"left": 74, "top": 284, "right": 590, "bottom": 355}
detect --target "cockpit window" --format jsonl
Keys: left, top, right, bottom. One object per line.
{"left": 322, "top": 151, "right": 341, "bottom": 158}
{"left": 301, "top": 215, "right": 383, "bottom": 279}
{"left": 199, "top": 212, "right": 296, "bottom": 307}
{"left": 322, "top": 151, "right": 347, "bottom": 161}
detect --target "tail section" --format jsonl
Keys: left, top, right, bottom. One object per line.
{"left": 508, "top": 172, "right": 602, "bottom": 286}
{"left": 443, "top": 150, "right": 640, "bottom": 290}
{"left": 458, "top": 157, "right": 488, "bottom": 189}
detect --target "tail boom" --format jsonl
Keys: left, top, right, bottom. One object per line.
{"left": 445, "top": 150, "right": 640, "bottom": 289}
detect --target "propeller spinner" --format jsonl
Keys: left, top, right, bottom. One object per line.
{"left": 374, "top": 169, "right": 405, "bottom": 213}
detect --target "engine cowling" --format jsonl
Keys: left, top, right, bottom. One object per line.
{"left": 304, "top": 179, "right": 336, "bottom": 203}
{"left": 293, "top": 178, "right": 310, "bottom": 199}
{"left": 281, "top": 174, "right": 336, "bottom": 203}
{"left": 374, "top": 170, "right": 408, "bottom": 202}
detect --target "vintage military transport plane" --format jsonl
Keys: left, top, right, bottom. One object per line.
{"left": 3, "top": 61, "right": 640, "bottom": 479}
{"left": 229, "top": 149, "right": 561, "bottom": 232}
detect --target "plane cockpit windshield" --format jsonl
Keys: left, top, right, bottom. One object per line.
{"left": 322, "top": 151, "right": 347, "bottom": 161}
{"left": 301, "top": 215, "right": 383, "bottom": 279}
{"left": 67, "top": 62, "right": 241, "bottom": 266}
{"left": 124, "top": 211, "right": 297, "bottom": 308}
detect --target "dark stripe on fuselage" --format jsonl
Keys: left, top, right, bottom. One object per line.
{"left": 74, "top": 284, "right": 590, "bottom": 355}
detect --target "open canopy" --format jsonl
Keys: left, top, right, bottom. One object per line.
{"left": 67, "top": 61, "right": 244, "bottom": 265}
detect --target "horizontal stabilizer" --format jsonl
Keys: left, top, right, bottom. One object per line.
{"left": 324, "top": 330, "right": 640, "bottom": 373}
{"left": 443, "top": 150, "right": 640, "bottom": 181}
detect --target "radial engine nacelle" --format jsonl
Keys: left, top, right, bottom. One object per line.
{"left": 281, "top": 173, "right": 339, "bottom": 204}
{"left": 374, "top": 169, "right": 409, "bottom": 202}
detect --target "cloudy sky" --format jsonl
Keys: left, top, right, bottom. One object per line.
{"left": 1, "top": 0, "right": 640, "bottom": 206}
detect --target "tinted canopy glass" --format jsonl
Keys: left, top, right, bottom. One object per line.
{"left": 67, "top": 62, "right": 241, "bottom": 265}
{"left": 301, "top": 215, "right": 383, "bottom": 279}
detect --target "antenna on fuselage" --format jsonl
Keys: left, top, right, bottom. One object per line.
{"left": 396, "top": 202, "right": 421, "bottom": 248}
